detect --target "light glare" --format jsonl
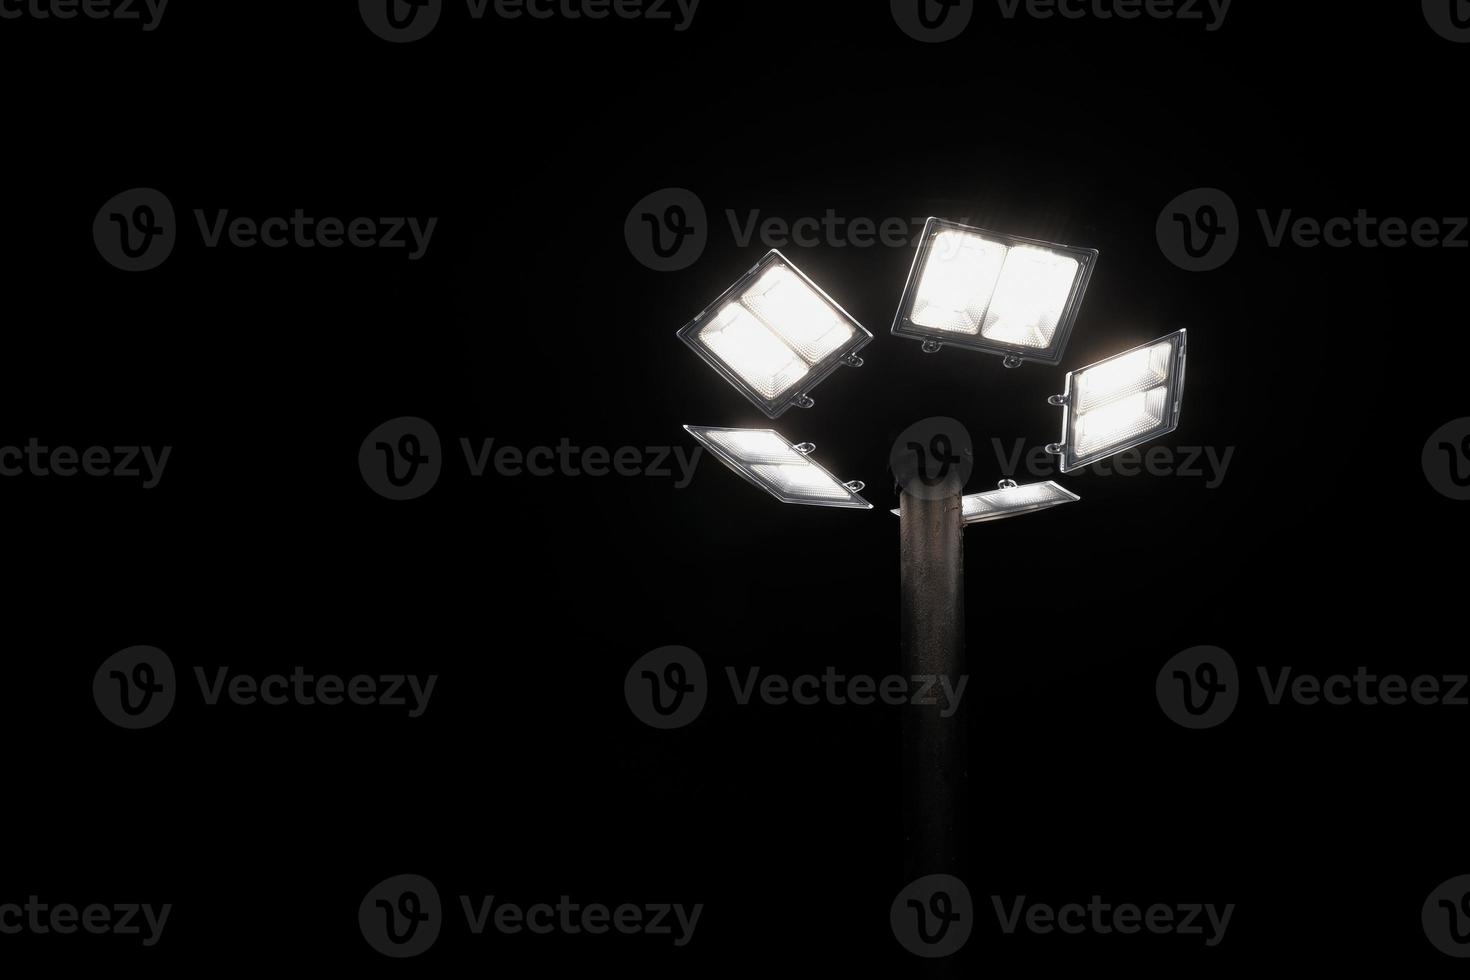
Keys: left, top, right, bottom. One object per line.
{"left": 1074, "top": 340, "right": 1172, "bottom": 413}
{"left": 980, "top": 245, "right": 1081, "bottom": 349}
{"left": 893, "top": 218, "right": 1097, "bottom": 365}
{"left": 698, "top": 304, "right": 808, "bottom": 400}
{"left": 684, "top": 425, "right": 871, "bottom": 510}
{"left": 1074, "top": 387, "right": 1168, "bottom": 457}
{"left": 1056, "top": 330, "right": 1187, "bottom": 472}
{"left": 890, "top": 481, "right": 1080, "bottom": 524}
{"left": 751, "top": 463, "right": 855, "bottom": 501}
{"left": 679, "top": 251, "right": 871, "bottom": 418}
{"left": 741, "top": 266, "right": 856, "bottom": 363}
{"left": 910, "top": 230, "right": 1007, "bottom": 335}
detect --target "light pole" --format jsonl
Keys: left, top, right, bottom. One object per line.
{"left": 675, "top": 215, "right": 1188, "bottom": 965}
{"left": 897, "top": 469, "right": 966, "bottom": 885}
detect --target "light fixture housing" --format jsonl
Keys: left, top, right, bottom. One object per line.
{"left": 1048, "top": 329, "right": 1188, "bottom": 473}
{"left": 677, "top": 251, "right": 872, "bottom": 418}
{"left": 683, "top": 425, "right": 872, "bottom": 510}
{"left": 891, "top": 217, "right": 1098, "bottom": 366}
{"left": 890, "top": 480, "right": 1080, "bottom": 524}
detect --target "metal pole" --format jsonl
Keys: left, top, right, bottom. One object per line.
{"left": 899, "top": 472, "right": 967, "bottom": 886}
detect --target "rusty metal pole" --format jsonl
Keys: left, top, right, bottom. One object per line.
{"left": 899, "top": 470, "right": 967, "bottom": 886}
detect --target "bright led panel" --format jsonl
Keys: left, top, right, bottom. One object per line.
{"left": 677, "top": 251, "right": 872, "bottom": 418}
{"left": 889, "top": 481, "right": 1080, "bottom": 524}
{"left": 1053, "top": 330, "right": 1188, "bottom": 473}
{"left": 892, "top": 217, "right": 1098, "bottom": 365}
{"left": 683, "top": 425, "right": 872, "bottom": 510}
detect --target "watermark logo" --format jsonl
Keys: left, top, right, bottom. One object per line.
{"left": 994, "top": 896, "right": 1233, "bottom": 945}
{"left": 1157, "top": 645, "right": 1237, "bottom": 729}
{"left": 625, "top": 649, "right": 969, "bottom": 729}
{"left": 1259, "top": 667, "right": 1467, "bottom": 708}
{"left": 360, "top": 418, "right": 703, "bottom": 500}
{"left": 1160, "top": 648, "right": 1469, "bottom": 728}
{"left": 1425, "top": 875, "right": 1470, "bottom": 957}
{"left": 360, "top": 0, "right": 443, "bottom": 42}
{"left": 93, "top": 646, "right": 175, "bottom": 730}
{"left": 0, "top": 898, "right": 172, "bottom": 946}
{"left": 1424, "top": 0, "right": 1470, "bottom": 42}
{"left": 1162, "top": 188, "right": 1470, "bottom": 269}
{"left": 625, "top": 646, "right": 706, "bottom": 729}
{"left": 895, "top": 0, "right": 1230, "bottom": 40}
{"left": 891, "top": 417, "right": 975, "bottom": 500}
{"left": 627, "top": 189, "right": 937, "bottom": 269}
{"left": 461, "top": 894, "right": 701, "bottom": 945}
{"left": 94, "top": 650, "right": 438, "bottom": 728}
{"left": 1157, "top": 187, "right": 1239, "bottom": 271}
{"left": 892, "top": 874, "right": 972, "bottom": 957}
{"left": 626, "top": 188, "right": 707, "bottom": 271}
{"left": 362, "top": 0, "right": 700, "bottom": 42}
{"left": 892, "top": 0, "right": 974, "bottom": 43}
{"left": 0, "top": 439, "right": 172, "bottom": 488}
{"left": 0, "top": 0, "right": 168, "bottom": 29}
{"left": 728, "top": 667, "right": 967, "bottom": 716}
{"left": 1423, "top": 418, "right": 1470, "bottom": 500}
{"left": 94, "top": 188, "right": 176, "bottom": 272}
{"left": 994, "top": 437, "right": 1233, "bottom": 488}
{"left": 360, "top": 874, "right": 443, "bottom": 958}
{"left": 360, "top": 417, "right": 443, "bottom": 501}
{"left": 360, "top": 875, "right": 701, "bottom": 956}
{"left": 995, "top": 0, "right": 1231, "bottom": 30}
{"left": 95, "top": 190, "right": 437, "bottom": 269}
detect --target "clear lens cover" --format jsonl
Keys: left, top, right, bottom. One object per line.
{"left": 678, "top": 251, "right": 872, "bottom": 418}
{"left": 1058, "top": 330, "right": 1188, "bottom": 472}
{"left": 684, "top": 425, "right": 872, "bottom": 510}
{"left": 961, "top": 481, "right": 1080, "bottom": 524}
{"left": 893, "top": 218, "right": 1098, "bottom": 365}
{"left": 889, "top": 481, "right": 1080, "bottom": 524}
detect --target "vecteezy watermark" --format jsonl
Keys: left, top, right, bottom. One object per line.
{"left": 0, "top": 898, "right": 171, "bottom": 947}
{"left": 360, "top": 875, "right": 441, "bottom": 958}
{"left": 624, "top": 646, "right": 707, "bottom": 730}
{"left": 625, "top": 188, "right": 707, "bottom": 272}
{"left": 891, "top": 0, "right": 975, "bottom": 43}
{"left": 0, "top": 439, "right": 171, "bottom": 489}
{"left": 359, "top": 417, "right": 443, "bottom": 500}
{"left": 625, "top": 187, "right": 932, "bottom": 271}
{"left": 725, "top": 210, "right": 930, "bottom": 252}
{"left": 993, "top": 438, "right": 1233, "bottom": 488}
{"left": 359, "top": 874, "right": 702, "bottom": 958}
{"left": 359, "top": 0, "right": 701, "bottom": 43}
{"left": 1423, "top": 418, "right": 1470, "bottom": 501}
{"left": 0, "top": 0, "right": 168, "bottom": 30}
{"left": 892, "top": 0, "right": 1230, "bottom": 42}
{"left": 93, "top": 188, "right": 176, "bottom": 272}
{"left": 1158, "top": 646, "right": 1470, "bottom": 729}
{"left": 995, "top": 0, "right": 1231, "bottom": 29}
{"left": 892, "top": 874, "right": 973, "bottom": 957}
{"left": 1156, "top": 645, "right": 1239, "bottom": 729}
{"left": 1258, "top": 666, "right": 1469, "bottom": 708}
{"left": 93, "top": 647, "right": 438, "bottom": 729}
{"left": 1424, "top": 0, "right": 1470, "bottom": 43}
{"left": 727, "top": 667, "right": 968, "bottom": 717}
{"left": 892, "top": 417, "right": 975, "bottom": 500}
{"left": 992, "top": 896, "right": 1235, "bottom": 946}
{"left": 1424, "top": 875, "right": 1470, "bottom": 957}
{"left": 94, "top": 188, "right": 437, "bottom": 271}
{"left": 624, "top": 647, "right": 969, "bottom": 729}
{"left": 358, "top": 417, "right": 703, "bottom": 501}
{"left": 1156, "top": 187, "right": 1239, "bottom": 272}
{"left": 1160, "top": 186, "right": 1470, "bottom": 271}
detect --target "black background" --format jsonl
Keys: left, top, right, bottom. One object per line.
{"left": 2, "top": 0, "right": 1466, "bottom": 972}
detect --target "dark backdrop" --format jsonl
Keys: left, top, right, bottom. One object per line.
{"left": 2, "top": 0, "right": 1465, "bottom": 973}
